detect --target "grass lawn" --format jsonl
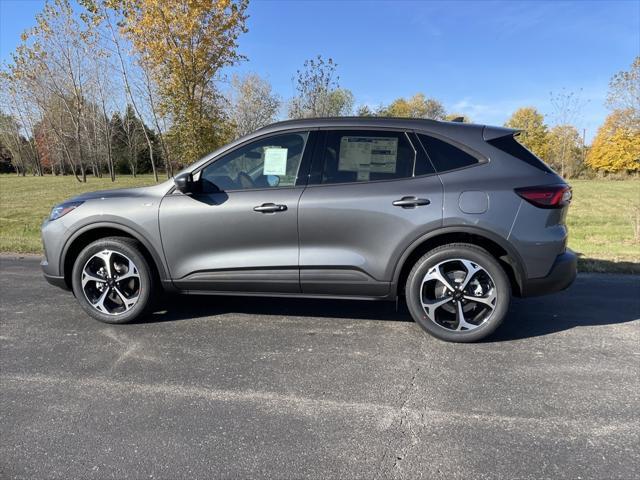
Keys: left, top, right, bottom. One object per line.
{"left": 566, "top": 179, "right": 639, "bottom": 274}
{"left": 0, "top": 175, "right": 638, "bottom": 273}
{"left": 0, "top": 174, "right": 159, "bottom": 254}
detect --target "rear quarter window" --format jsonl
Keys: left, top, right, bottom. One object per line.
{"left": 487, "top": 135, "right": 554, "bottom": 173}
{"left": 417, "top": 134, "right": 482, "bottom": 173}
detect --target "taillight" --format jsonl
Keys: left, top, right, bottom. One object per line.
{"left": 515, "top": 185, "right": 572, "bottom": 208}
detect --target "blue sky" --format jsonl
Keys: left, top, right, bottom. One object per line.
{"left": 1, "top": 0, "right": 639, "bottom": 140}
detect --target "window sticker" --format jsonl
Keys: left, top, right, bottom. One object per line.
{"left": 263, "top": 147, "right": 288, "bottom": 176}
{"left": 338, "top": 136, "right": 398, "bottom": 174}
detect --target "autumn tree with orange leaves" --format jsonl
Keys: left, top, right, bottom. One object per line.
{"left": 113, "top": 0, "right": 249, "bottom": 162}
{"left": 587, "top": 58, "right": 640, "bottom": 173}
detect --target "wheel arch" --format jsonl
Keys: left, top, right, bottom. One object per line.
{"left": 60, "top": 222, "right": 169, "bottom": 290}
{"left": 392, "top": 227, "right": 526, "bottom": 298}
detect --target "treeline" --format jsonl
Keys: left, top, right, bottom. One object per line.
{"left": 0, "top": 0, "right": 249, "bottom": 181}
{"left": 0, "top": 0, "right": 637, "bottom": 181}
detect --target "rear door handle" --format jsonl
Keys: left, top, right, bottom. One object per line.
{"left": 253, "top": 203, "right": 287, "bottom": 213}
{"left": 392, "top": 196, "right": 431, "bottom": 208}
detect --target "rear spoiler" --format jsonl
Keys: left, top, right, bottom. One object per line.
{"left": 482, "top": 125, "right": 520, "bottom": 141}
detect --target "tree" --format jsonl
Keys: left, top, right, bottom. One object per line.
{"left": 548, "top": 89, "right": 588, "bottom": 177}
{"left": 0, "top": 80, "right": 43, "bottom": 176}
{"left": 325, "top": 88, "right": 354, "bottom": 116}
{"left": 585, "top": 57, "right": 640, "bottom": 175}
{"left": 547, "top": 125, "right": 584, "bottom": 177}
{"left": 109, "top": 106, "right": 161, "bottom": 176}
{"left": 379, "top": 93, "right": 446, "bottom": 120}
{"left": 0, "top": 112, "right": 29, "bottom": 175}
{"left": 5, "top": 0, "right": 102, "bottom": 181}
{"left": 0, "top": 139, "right": 13, "bottom": 173}
{"left": 117, "top": 0, "right": 249, "bottom": 162}
{"left": 606, "top": 56, "right": 639, "bottom": 122}
{"left": 504, "top": 107, "right": 550, "bottom": 159}
{"left": 288, "top": 55, "right": 354, "bottom": 118}
{"left": 587, "top": 109, "right": 640, "bottom": 173}
{"left": 356, "top": 105, "right": 375, "bottom": 117}
{"left": 81, "top": 0, "right": 174, "bottom": 179}
{"left": 228, "top": 74, "right": 280, "bottom": 137}
{"left": 95, "top": 3, "right": 158, "bottom": 180}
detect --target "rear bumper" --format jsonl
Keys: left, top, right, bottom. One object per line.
{"left": 519, "top": 250, "right": 577, "bottom": 297}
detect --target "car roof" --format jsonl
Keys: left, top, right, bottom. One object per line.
{"left": 257, "top": 116, "right": 476, "bottom": 132}
{"left": 252, "top": 116, "right": 494, "bottom": 144}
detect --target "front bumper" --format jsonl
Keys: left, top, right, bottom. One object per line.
{"left": 41, "top": 217, "right": 70, "bottom": 290}
{"left": 43, "top": 272, "right": 70, "bottom": 290}
{"left": 520, "top": 249, "right": 577, "bottom": 297}
{"left": 41, "top": 257, "right": 70, "bottom": 290}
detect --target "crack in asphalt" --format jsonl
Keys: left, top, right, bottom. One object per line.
{"left": 374, "top": 366, "right": 423, "bottom": 480}
{"left": 5, "top": 373, "right": 635, "bottom": 438}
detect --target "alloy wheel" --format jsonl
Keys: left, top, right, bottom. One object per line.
{"left": 420, "top": 258, "right": 497, "bottom": 332}
{"left": 81, "top": 249, "right": 141, "bottom": 316}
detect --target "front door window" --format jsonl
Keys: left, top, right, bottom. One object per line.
{"left": 200, "top": 132, "right": 309, "bottom": 192}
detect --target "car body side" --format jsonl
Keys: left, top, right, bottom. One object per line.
{"left": 41, "top": 117, "right": 575, "bottom": 300}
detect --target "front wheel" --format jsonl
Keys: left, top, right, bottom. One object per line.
{"left": 71, "top": 237, "right": 156, "bottom": 324}
{"left": 405, "top": 243, "right": 511, "bottom": 342}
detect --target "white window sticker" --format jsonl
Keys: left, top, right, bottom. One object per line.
{"left": 263, "top": 147, "right": 288, "bottom": 176}
{"left": 338, "top": 136, "right": 398, "bottom": 174}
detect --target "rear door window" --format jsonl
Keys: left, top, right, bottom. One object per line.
{"left": 314, "top": 130, "right": 418, "bottom": 185}
{"left": 417, "top": 134, "right": 482, "bottom": 173}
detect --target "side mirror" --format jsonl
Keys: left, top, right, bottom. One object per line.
{"left": 174, "top": 172, "right": 195, "bottom": 194}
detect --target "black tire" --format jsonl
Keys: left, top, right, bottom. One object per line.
{"left": 71, "top": 236, "right": 156, "bottom": 324}
{"left": 405, "top": 243, "right": 511, "bottom": 342}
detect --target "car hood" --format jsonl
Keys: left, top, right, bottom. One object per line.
{"left": 68, "top": 181, "right": 174, "bottom": 202}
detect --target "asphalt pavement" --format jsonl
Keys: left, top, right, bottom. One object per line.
{"left": 1, "top": 256, "right": 639, "bottom": 479}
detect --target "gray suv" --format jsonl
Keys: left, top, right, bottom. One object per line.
{"left": 41, "top": 117, "right": 577, "bottom": 342}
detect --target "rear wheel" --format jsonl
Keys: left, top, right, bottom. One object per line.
{"left": 405, "top": 243, "right": 511, "bottom": 342}
{"left": 71, "top": 237, "right": 155, "bottom": 324}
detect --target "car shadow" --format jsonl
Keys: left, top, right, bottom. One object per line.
{"left": 145, "top": 294, "right": 412, "bottom": 324}
{"left": 490, "top": 274, "right": 639, "bottom": 341}
{"left": 141, "top": 274, "right": 640, "bottom": 341}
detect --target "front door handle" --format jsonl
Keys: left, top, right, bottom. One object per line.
{"left": 253, "top": 203, "right": 287, "bottom": 213}
{"left": 392, "top": 196, "right": 431, "bottom": 208}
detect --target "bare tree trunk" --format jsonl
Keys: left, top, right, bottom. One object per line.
{"left": 34, "top": 152, "right": 43, "bottom": 176}
{"left": 99, "top": 97, "right": 115, "bottom": 182}
{"left": 129, "top": 153, "right": 137, "bottom": 177}
{"left": 74, "top": 119, "right": 86, "bottom": 182}
{"left": 105, "top": 11, "right": 158, "bottom": 182}
{"left": 141, "top": 61, "right": 172, "bottom": 178}
{"left": 107, "top": 137, "right": 115, "bottom": 181}
{"left": 61, "top": 142, "right": 81, "bottom": 183}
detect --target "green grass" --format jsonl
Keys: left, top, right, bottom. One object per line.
{"left": 566, "top": 179, "right": 640, "bottom": 273}
{"left": 0, "top": 175, "right": 638, "bottom": 273}
{"left": 0, "top": 174, "right": 159, "bottom": 254}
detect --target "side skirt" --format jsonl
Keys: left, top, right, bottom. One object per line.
{"left": 175, "top": 289, "right": 396, "bottom": 302}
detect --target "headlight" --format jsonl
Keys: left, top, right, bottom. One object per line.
{"left": 50, "top": 201, "right": 84, "bottom": 221}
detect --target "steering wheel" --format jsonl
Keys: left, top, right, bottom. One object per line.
{"left": 236, "top": 171, "right": 255, "bottom": 189}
